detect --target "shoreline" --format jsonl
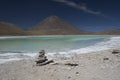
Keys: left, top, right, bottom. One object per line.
{"left": 0, "top": 35, "right": 119, "bottom": 38}
{"left": 0, "top": 48, "right": 115, "bottom": 64}
{"left": 0, "top": 49, "right": 120, "bottom": 80}
{"left": 0, "top": 35, "right": 119, "bottom": 55}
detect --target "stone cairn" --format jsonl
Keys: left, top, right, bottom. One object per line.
{"left": 35, "top": 50, "right": 53, "bottom": 66}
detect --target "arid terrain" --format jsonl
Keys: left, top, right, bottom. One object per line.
{"left": 0, "top": 49, "right": 120, "bottom": 80}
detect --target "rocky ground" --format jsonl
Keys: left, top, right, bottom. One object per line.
{"left": 0, "top": 49, "right": 120, "bottom": 80}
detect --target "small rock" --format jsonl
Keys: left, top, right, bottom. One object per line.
{"left": 65, "top": 63, "right": 78, "bottom": 66}
{"left": 103, "top": 58, "right": 109, "bottom": 60}
{"left": 76, "top": 72, "right": 79, "bottom": 74}
{"left": 112, "top": 50, "right": 120, "bottom": 54}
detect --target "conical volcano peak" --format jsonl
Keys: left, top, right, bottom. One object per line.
{"left": 29, "top": 15, "right": 91, "bottom": 35}
{"left": 43, "top": 15, "right": 62, "bottom": 22}
{"left": 47, "top": 15, "right": 60, "bottom": 19}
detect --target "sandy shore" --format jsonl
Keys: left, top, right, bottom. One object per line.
{"left": 0, "top": 49, "right": 120, "bottom": 80}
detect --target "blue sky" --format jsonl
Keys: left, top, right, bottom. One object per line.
{"left": 0, "top": 0, "right": 120, "bottom": 32}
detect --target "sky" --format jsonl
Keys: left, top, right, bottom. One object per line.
{"left": 0, "top": 0, "right": 120, "bottom": 32}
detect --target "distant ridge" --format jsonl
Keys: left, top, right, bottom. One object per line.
{"left": 95, "top": 29, "right": 120, "bottom": 35}
{"left": 0, "top": 16, "right": 120, "bottom": 35}
{"left": 0, "top": 21, "right": 25, "bottom": 36}
{"left": 28, "top": 16, "right": 91, "bottom": 35}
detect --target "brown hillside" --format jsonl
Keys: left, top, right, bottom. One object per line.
{"left": 0, "top": 21, "right": 25, "bottom": 35}
{"left": 95, "top": 29, "right": 120, "bottom": 35}
{"left": 28, "top": 16, "right": 90, "bottom": 35}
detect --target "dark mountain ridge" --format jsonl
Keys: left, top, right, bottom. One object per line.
{"left": 94, "top": 29, "right": 120, "bottom": 35}
{"left": 0, "top": 16, "right": 120, "bottom": 35}
{"left": 0, "top": 21, "right": 25, "bottom": 36}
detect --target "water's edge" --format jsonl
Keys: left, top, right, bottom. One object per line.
{"left": 0, "top": 35, "right": 120, "bottom": 63}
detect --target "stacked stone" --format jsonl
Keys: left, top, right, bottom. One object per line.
{"left": 35, "top": 50, "right": 48, "bottom": 65}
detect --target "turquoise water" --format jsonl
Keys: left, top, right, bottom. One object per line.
{"left": 0, "top": 35, "right": 111, "bottom": 53}
{"left": 0, "top": 35, "right": 120, "bottom": 63}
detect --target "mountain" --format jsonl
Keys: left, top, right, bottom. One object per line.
{"left": 28, "top": 16, "right": 90, "bottom": 35}
{"left": 0, "top": 16, "right": 120, "bottom": 35}
{"left": 95, "top": 29, "right": 120, "bottom": 35}
{"left": 0, "top": 21, "right": 25, "bottom": 36}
